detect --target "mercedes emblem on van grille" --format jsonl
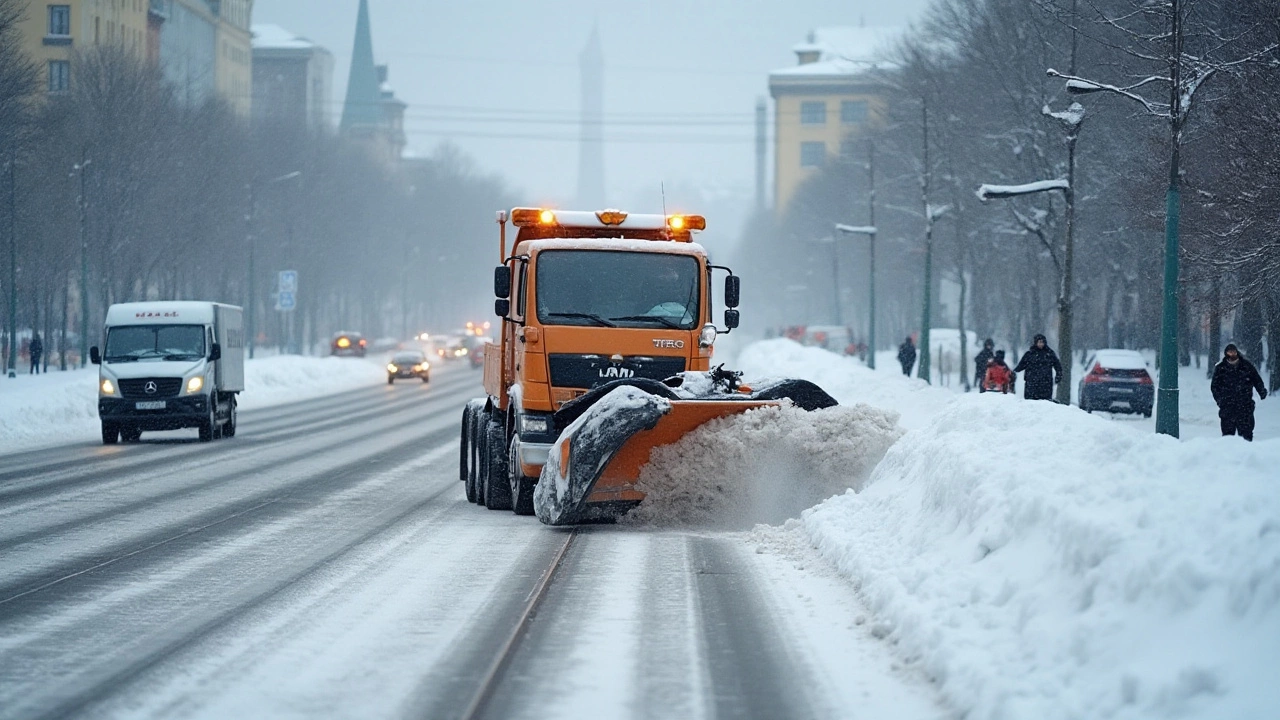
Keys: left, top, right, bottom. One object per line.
{"left": 144, "top": 381, "right": 158, "bottom": 395}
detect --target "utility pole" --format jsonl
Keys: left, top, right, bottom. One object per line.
{"left": 76, "top": 152, "right": 90, "bottom": 369}
{"left": 246, "top": 179, "right": 257, "bottom": 359}
{"left": 867, "top": 140, "right": 877, "bottom": 369}
{"left": 918, "top": 98, "right": 933, "bottom": 384}
{"left": 7, "top": 150, "right": 16, "bottom": 378}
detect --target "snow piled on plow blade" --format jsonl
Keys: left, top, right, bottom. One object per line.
{"left": 624, "top": 403, "right": 902, "bottom": 528}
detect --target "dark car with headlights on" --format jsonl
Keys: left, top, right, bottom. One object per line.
{"left": 387, "top": 351, "right": 430, "bottom": 384}
{"left": 1078, "top": 349, "right": 1154, "bottom": 416}
{"left": 330, "top": 331, "right": 367, "bottom": 357}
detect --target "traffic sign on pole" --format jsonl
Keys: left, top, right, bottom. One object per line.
{"left": 278, "top": 270, "right": 298, "bottom": 294}
{"left": 275, "top": 291, "right": 296, "bottom": 312}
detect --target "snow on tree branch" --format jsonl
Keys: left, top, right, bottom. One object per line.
{"left": 975, "top": 179, "right": 1070, "bottom": 202}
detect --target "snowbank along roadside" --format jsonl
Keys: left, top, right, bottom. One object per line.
{"left": 723, "top": 339, "right": 1279, "bottom": 720}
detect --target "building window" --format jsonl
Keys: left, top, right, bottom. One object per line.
{"left": 800, "top": 101, "right": 826, "bottom": 126}
{"left": 841, "top": 100, "right": 869, "bottom": 124}
{"left": 48, "top": 5, "right": 71, "bottom": 35}
{"left": 800, "top": 141, "right": 826, "bottom": 168}
{"left": 48, "top": 60, "right": 70, "bottom": 92}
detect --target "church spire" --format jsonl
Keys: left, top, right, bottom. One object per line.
{"left": 340, "top": 0, "right": 382, "bottom": 134}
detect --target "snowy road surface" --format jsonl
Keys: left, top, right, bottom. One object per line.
{"left": 0, "top": 362, "right": 946, "bottom": 720}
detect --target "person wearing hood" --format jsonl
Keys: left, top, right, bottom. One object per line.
{"left": 974, "top": 338, "right": 995, "bottom": 391}
{"left": 1013, "top": 334, "right": 1062, "bottom": 401}
{"left": 897, "top": 336, "right": 917, "bottom": 376}
{"left": 1211, "top": 343, "right": 1267, "bottom": 441}
{"left": 983, "top": 349, "right": 1014, "bottom": 394}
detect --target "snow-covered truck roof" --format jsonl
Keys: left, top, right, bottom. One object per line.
{"left": 104, "top": 301, "right": 239, "bottom": 326}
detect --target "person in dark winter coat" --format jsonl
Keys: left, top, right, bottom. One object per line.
{"left": 1211, "top": 343, "right": 1267, "bottom": 441}
{"left": 974, "top": 338, "right": 995, "bottom": 391}
{"left": 897, "top": 337, "right": 917, "bottom": 376}
{"left": 29, "top": 333, "right": 42, "bottom": 375}
{"left": 1013, "top": 334, "right": 1062, "bottom": 401}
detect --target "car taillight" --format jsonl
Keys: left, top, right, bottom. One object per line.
{"left": 1083, "top": 363, "right": 1107, "bottom": 384}
{"left": 1138, "top": 372, "right": 1153, "bottom": 385}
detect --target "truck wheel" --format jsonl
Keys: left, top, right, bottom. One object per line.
{"left": 223, "top": 396, "right": 237, "bottom": 438}
{"left": 421, "top": 375, "right": 429, "bottom": 383}
{"left": 388, "top": 376, "right": 395, "bottom": 385}
{"left": 461, "top": 405, "right": 477, "bottom": 502}
{"left": 102, "top": 422, "right": 120, "bottom": 445}
{"left": 482, "top": 419, "right": 512, "bottom": 510}
{"left": 470, "top": 411, "right": 485, "bottom": 504}
{"left": 121, "top": 427, "right": 142, "bottom": 442}
{"left": 509, "top": 436, "right": 536, "bottom": 516}
{"left": 198, "top": 398, "right": 217, "bottom": 442}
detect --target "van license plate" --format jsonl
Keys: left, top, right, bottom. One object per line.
{"left": 136, "top": 401, "right": 167, "bottom": 410}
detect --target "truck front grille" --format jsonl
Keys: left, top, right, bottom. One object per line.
{"left": 119, "top": 377, "right": 183, "bottom": 399}
{"left": 548, "top": 354, "right": 686, "bottom": 390}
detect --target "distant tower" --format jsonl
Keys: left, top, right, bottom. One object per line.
{"left": 576, "top": 23, "right": 605, "bottom": 209}
{"left": 340, "top": 0, "right": 381, "bottom": 137}
{"left": 755, "top": 97, "right": 767, "bottom": 210}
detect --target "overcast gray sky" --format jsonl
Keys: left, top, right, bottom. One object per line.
{"left": 254, "top": 0, "right": 929, "bottom": 235}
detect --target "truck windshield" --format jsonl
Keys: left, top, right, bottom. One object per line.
{"left": 105, "top": 325, "right": 206, "bottom": 362}
{"left": 536, "top": 251, "right": 700, "bottom": 330}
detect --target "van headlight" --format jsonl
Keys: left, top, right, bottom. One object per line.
{"left": 186, "top": 376, "right": 204, "bottom": 394}
{"left": 100, "top": 378, "right": 116, "bottom": 396}
{"left": 387, "top": 364, "right": 398, "bottom": 372}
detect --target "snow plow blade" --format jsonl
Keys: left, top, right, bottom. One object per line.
{"left": 533, "top": 374, "right": 837, "bottom": 526}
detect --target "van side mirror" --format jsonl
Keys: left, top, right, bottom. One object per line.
{"left": 209, "top": 343, "right": 222, "bottom": 362}
{"left": 494, "top": 265, "right": 512, "bottom": 299}
{"left": 90, "top": 346, "right": 101, "bottom": 365}
{"left": 495, "top": 298, "right": 511, "bottom": 317}
{"left": 725, "top": 275, "right": 741, "bottom": 308}
{"left": 724, "top": 309, "right": 740, "bottom": 329}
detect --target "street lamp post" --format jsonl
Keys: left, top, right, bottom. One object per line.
{"left": 836, "top": 223, "right": 878, "bottom": 369}
{"left": 74, "top": 153, "right": 91, "bottom": 369}
{"left": 6, "top": 150, "right": 16, "bottom": 378}
{"left": 246, "top": 170, "right": 302, "bottom": 359}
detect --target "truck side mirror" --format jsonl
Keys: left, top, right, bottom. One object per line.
{"left": 494, "top": 265, "right": 512, "bottom": 299}
{"left": 724, "top": 309, "right": 740, "bottom": 330}
{"left": 725, "top": 275, "right": 741, "bottom": 308}
{"left": 209, "top": 343, "right": 222, "bottom": 362}
{"left": 89, "top": 346, "right": 101, "bottom": 365}
{"left": 495, "top": 298, "right": 511, "bottom": 317}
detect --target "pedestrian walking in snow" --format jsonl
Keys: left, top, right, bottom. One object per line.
{"left": 29, "top": 333, "right": 43, "bottom": 375}
{"left": 982, "top": 350, "right": 1015, "bottom": 393}
{"left": 1013, "top": 334, "right": 1061, "bottom": 401}
{"left": 1211, "top": 344, "right": 1267, "bottom": 441}
{"left": 897, "top": 337, "right": 917, "bottom": 376}
{"left": 974, "top": 338, "right": 995, "bottom": 391}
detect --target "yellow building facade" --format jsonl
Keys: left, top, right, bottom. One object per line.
{"left": 17, "top": 0, "right": 150, "bottom": 93}
{"left": 768, "top": 27, "right": 898, "bottom": 212}
{"left": 214, "top": 0, "right": 252, "bottom": 116}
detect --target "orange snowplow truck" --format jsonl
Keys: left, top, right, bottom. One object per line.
{"left": 460, "top": 208, "right": 837, "bottom": 524}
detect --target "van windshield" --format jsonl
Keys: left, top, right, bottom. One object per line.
{"left": 535, "top": 251, "right": 700, "bottom": 330}
{"left": 105, "top": 325, "right": 206, "bottom": 362}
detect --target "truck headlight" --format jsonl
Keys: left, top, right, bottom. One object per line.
{"left": 100, "top": 378, "right": 116, "bottom": 396}
{"left": 519, "top": 415, "right": 550, "bottom": 435}
{"left": 186, "top": 376, "right": 204, "bottom": 394}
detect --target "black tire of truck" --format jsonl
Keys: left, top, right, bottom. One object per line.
{"left": 198, "top": 396, "right": 218, "bottom": 442}
{"left": 461, "top": 405, "right": 477, "bottom": 503}
{"left": 223, "top": 396, "right": 237, "bottom": 438}
{"left": 102, "top": 422, "right": 119, "bottom": 445}
{"left": 508, "top": 435, "right": 536, "bottom": 516}
{"left": 482, "top": 419, "right": 512, "bottom": 510}
{"left": 121, "top": 427, "right": 142, "bottom": 442}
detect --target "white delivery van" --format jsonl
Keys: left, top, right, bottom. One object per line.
{"left": 90, "top": 301, "right": 244, "bottom": 444}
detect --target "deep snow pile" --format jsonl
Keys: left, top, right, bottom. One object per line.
{"left": 624, "top": 402, "right": 902, "bottom": 527}
{"left": 726, "top": 336, "right": 1280, "bottom": 719}
{"left": 0, "top": 355, "right": 386, "bottom": 451}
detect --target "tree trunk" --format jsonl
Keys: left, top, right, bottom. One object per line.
{"left": 1238, "top": 296, "right": 1265, "bottom": 365}
{"left": 1207, "top": 279, "right": 1221, "bottom": 377}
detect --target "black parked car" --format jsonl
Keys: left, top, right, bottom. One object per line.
{"left": 387, "top": 350, "right": 430, "bottom": 384}
{"left": 1078, "top": 349, "right": 1154, "bottom": 416}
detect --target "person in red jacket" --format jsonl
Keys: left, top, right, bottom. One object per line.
{"left": 983, "top": 350, "right": 1014, "bottom": 394}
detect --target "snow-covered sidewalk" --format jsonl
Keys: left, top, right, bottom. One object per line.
{"left": 0, "top": 355, "right": 388, "bottom": 453}
{"left": 731, "top": 339, "right": 1279, "bottom": 720}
